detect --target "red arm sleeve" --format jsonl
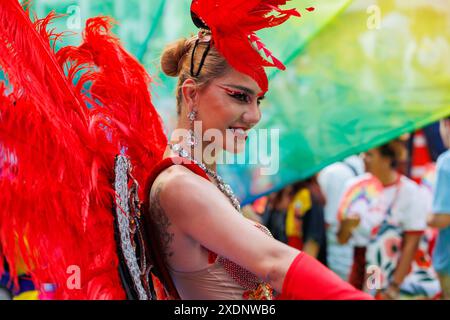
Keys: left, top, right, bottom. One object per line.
{"left": 277, "top": 252, "right": 373, "bottom": 300}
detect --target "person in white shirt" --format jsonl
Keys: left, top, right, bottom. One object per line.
{"left": 337, "top": 139, "right": 440, "bottom": 299}
{"left": 318, "top": 156, "right": 364, "bottom": 280}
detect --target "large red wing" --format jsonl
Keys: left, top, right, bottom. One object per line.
{"left": 0, "top": 1, "right": 166, "bottom": 299}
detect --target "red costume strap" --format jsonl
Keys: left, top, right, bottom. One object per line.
{"left": 278, "top": 253, "right": 373, "bottom": 300}
{"left": 146, "top": 157, "right": 211, "bottom": 189}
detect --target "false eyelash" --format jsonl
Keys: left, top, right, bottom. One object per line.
{"left": 231, "top": 92, "right": 251, "bottom": 103}
{"left": 221, "top": 87, "right": 251, "bottom": 103}
{"left": 256, "top": 96, "right": 265, "bottom": 106}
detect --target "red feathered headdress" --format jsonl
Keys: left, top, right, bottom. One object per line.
{"left": 190, "top": 0, "right": 314, "bottom": 93}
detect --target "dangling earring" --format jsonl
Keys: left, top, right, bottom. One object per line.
{"left": 187, "top": 109, "right": 198, "bottom": 147}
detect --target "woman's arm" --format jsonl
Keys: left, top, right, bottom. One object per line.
{"left": 302, "top": 202, "right": 325, "bottom": 258}
{"left": 154, "top": 167, "right": 371, "bottom": 299}
{"left": 155, "top": 168, "right": 297, "bottom": 291}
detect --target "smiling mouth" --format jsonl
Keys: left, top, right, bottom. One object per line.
{"left": 228, "top": 127, "right": 249, "bottom": 140}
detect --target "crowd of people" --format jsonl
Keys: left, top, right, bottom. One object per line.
{"left": 248, "top": 118, "right": 450, "bottom": 300}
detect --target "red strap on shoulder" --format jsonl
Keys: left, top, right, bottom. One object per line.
{"left": 146, "top": 157, "right": 210, "bottom": 191}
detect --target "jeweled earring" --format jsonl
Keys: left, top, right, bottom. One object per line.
{"left": 187, "top": 110, "right": 198, "bottom": 147}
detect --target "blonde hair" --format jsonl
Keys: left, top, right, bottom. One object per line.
{"left": 160, "top": 37, "right": 229, "bottom": 115}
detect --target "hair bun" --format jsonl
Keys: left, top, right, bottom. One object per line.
{"left": 161, "top": 38, "right": 191, "bottom": 77}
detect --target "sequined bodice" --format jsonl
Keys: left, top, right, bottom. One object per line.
{"left": 167, "top": 223, "right": 274, "bottom": 300}
{"left": 205, "top": 223, "right": 274, "bottom": 300}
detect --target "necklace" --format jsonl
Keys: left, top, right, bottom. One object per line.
{"left": 168, "top": 143, "right": 241, "bottom": 212}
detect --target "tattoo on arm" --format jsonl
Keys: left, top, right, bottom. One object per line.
{"left": 149, "top": 183, "right": 174, "bottom": 259}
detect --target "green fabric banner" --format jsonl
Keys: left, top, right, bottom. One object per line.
{"left": 29, "top": 0, "right": 450, "bottom": 204}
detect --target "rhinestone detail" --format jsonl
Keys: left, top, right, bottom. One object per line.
{"left": 168, "top": 143, "right": 241, "bottom": 212}
{"left": 115, "top": 155, "right": 149, "bottom": 300}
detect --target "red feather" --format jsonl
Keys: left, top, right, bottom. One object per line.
{"left": 0, "top": 0, "right": 166, "bottom": 299}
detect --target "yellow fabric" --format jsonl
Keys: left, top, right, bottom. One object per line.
{"left": 13, "top": 291, "right": 39, "bottom": 300}
{"left": 285, "top": 188, "right": 312, "bottom": 237}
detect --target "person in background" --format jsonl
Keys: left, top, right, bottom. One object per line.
{"left": 262, "top": 186, "right": 293, "bottom": 244}
{"left": 241, "top": 204, "right": 263, "bottom": 224}
{"left": 286, "top": 177, "right": 327, "bottom": 265}
{"left": 338, "top": 139, "right": 440, "bottom": 299}
{"left": 318, "top": 156, "right": 364, "bottom": 280}
{"left": 336, "top": 173, "right": 386, "bottom": 291}
{"left": 428, "top": 117, "right": 450, "bottom": 300}
{"left": 0, "top": 258, "right": 39, "bottom": 300}
{"left": 0, "top": 257, "right": 12, "bottom": 300}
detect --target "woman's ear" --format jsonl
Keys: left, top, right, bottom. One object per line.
{"left": 181, "top": 78, "right": 199, "bottom": 112}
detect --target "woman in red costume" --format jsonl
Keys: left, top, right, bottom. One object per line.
{"left": 0, "top": 0, "right": 371, "bottom": 300}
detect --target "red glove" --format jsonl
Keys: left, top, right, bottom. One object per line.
{"left": 277, "top": 252, "right": 373, "bottom": 300}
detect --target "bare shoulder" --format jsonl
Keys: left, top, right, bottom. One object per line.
{"left": 150, "top": 164, "right": 211, "bottom": 208}
{"left": 147, "top": 165, "right": 213, "bottom": 250}
{"left": 149, "top": 163, "right": 230, "bottom": 227}
{"left": 147, "top": 166, "right": 195, "bottom": 257}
